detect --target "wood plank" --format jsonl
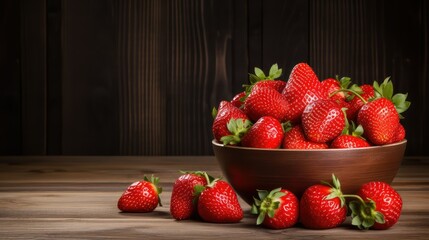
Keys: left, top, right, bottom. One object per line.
{"left": 20, "top": 0, "right": 47, "bottom": 154}
{"left": 0, "top": 0, "right": 21, "bottom": 154}
{"left": 0, "top": 156, "right": 428, "bottom": 239}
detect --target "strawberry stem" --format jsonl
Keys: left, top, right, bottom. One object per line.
{"left": 330, "top": 89, "right": 368, "bottom": 104}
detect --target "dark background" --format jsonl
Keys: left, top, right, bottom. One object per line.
{"left": 1, "top": 0, "right": 428, "bottom": 156}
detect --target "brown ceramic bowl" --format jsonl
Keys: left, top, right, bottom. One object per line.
{"left": 212, "top": 139, "right": 407, "bottom": 206}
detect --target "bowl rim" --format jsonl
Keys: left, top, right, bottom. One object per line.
{"left": 212, "top": 139, "right": 407, "bottom": 152}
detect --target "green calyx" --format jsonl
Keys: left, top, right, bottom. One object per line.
{"left": 220, "top": 118, "right": 253, "bottom": 145}
{"left": 192, "top": 172, "right": 219, "bottom": 205}
{"left": 242, "top": 63, "right": 283, "bottom": 100}
{"left": 251, "top": 188, "right": 286, "bottom": 225}
{"left": 347, "top": 196, "right": 385, "bottom": 230}
{"left": 321, "top": 174, "right": 346, "bottom": 207}
{"left": 341, "top": 119, "right": 366, "bottom": 139}
{"left": 144, "top": 175, "right": 163, "bottom": 207}
{"left": 373, "top": 77, "right": 411, "bottom": 118}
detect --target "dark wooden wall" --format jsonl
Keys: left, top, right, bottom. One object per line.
{"left": 1, "top": 0, "right": 428, "bottom": 156}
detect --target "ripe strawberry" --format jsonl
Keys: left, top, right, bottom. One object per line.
{"left": 387, "top": 122, "right": 406, "bottom": 144}
{"left": 253, "top": 80, "right": 286, "bottom": 93}
{"left": 357, "top": 97, "right": 399, "bottom": 145}
{"left": 117, "top": 175, "right": 162, "bottom": 213}
{"left": 282, "top": 63, "right": 326, "bottom": 123}
{"left": 196, "top": 176, "right": 243, "bottom": 223}
{"left": 300, "top": 174, "right": 347, "bottom": 229}
{"left": 244, "top": 85, "right": 290, "bottom": 122}
{"left": 212, "top": 101, "right": 250, "bottom": 144}
{"left": 241, "top": 63, "right": 284, "bottom": 102}
{"left": 251, "top": 188, "right": 299, "bottom": 229}
{"left": 331, "top": 122, "right": 371, "bottom": 148}
{"left": 301, "top": 99, "right": 346, "bottom": 143}
{"left": 321, "top": 76, "right": 351, "bottom": 101}
{"left": 241, "top": 116, "right": 284, "bottom": 149}
{"left": 231, "top": 91, "right": 246, "bottom": 108}
{"left": 282, "top": 124, "right": 328, "bottom": 149}
{"left": 349, "top": 181, "right": 402, "bottom": 230}
{"left": 170, "top": 171, "right": 210, "bottom": 220}
{"left": 346, "top": 84, "right": 375, "bottom": 121}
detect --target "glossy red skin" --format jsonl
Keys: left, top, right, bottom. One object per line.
{"left": 388, "top": 123, "right": 406, "bottom": 144}
{"left": 231, "top": 91, "right": 246, "bottom": 108}
{"left": 254, "top": 80, "right": 287, "bottom": 93}
{"left": 170, "top": 174, "right": 207, "bottom": 220}
{"left": 346, "top": 85, "right": 375, "bottom": 121}
{"left": 118, "top": 181, "right": 159, "bottom": 212}
{"left": 300, "top": 184, "right": 347, "bottom": 229}
{"left": 212, "top": 101, "right": 249, "bottom": 142}
{"left": 301, "top": 99, "right": 346, "bottom": 143}
{"left": 198, "top": 180, "right": 243, "bottom": 223}
{"left": 331, "top": 135, "right": 371, "bottom": 148}
{"left": 357, "top": 98, "right": 399, "bottom": 145}
{"left": 282, "top": 125, "right": 328, "bottom": 149}
{"left": 244, "top": 85, "right": 290, "bottom": 122}
{"left": 282, "top": 63, "right": 326, "bottom": 123}
{"left": 358, "top": 181, "right": 402, "bottom": 230}
{"left": 262, "top": 189, "right": 299, "bottom": 229}
{"left": 241, "top": 116, "right": 284, "bottom": 149}
{"left": 321, "top": 78, "right": 344, "bottom": 101}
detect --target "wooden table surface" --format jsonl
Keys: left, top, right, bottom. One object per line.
{"left": 1, "top": 156, "right": 428, "bottom": 239}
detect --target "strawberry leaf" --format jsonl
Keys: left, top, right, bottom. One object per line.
{"left": 254, "top": 67, "right": 266, "bottom": 79}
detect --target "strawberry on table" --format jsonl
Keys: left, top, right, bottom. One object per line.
{"left": 170, "top": 171, "right": 211, "bottom": 220}
{"left": 282, "top": 63, "right": 326, "bottom": 123}
{"left": 251, "top": 188, "right": 299, "bottom": 229}
{"left": 195, "top": 174, "right": 243, "bottom": 223}
{"left": 282, "top": 124, "right": 328, "bottom": 149}
{"left": 301, "top": 99, "right": 346, "bottom": 143}
{"left": 117, "top": 175, "right": 162, "bottom": 213}
{"left": 300, "top": 174, "right": 347, "bottom": 229}
{"left": 212, "top": 101, "right": 251, "bottom": 145}
{"left": 348, "top": 181, "right": 402, "bottom": 230}
{"left": 241, "top": 116, "right": 284, "bottom": 149}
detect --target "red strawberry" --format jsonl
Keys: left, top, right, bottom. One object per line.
{"left": 357, "top": 97, "right": 399, "bottom": 145}
{"left": 241, "top": 116, "right": 284, "bottom": 149}
{"left": 349, "top": 181, "right": 402, "bottom": 230}
{"left": 212, "top": 101, "right": 250, "bottom": 144}
{"left": 231, "top": 91, "right": 246, "bottom": 108}
{"left": 117, "top": 175, "right": 162, "bottom": 212}
{"left": 387, "top": 122, "right": 406, "bottom": 144}
{"left": 251, "top": 188, "right": 299, "bottom": 229}
{"left": 301, "top": 99, "right": 346, "bottom": 143}
{"left": 282, "top": 63, "right": 326, "bottom": 123}
{"left": 196, "top": 177, "right": 243, "bottom": 223}
{"left": 254, "top": 80, "right": 286, "bottom": 93}
{"left": 321, "top": 76, "right": 351, "bottom": 101}
{"left": 300, "top": 174, "right": 347, "bottom": 229}
{"left": 331, "top": 135, "right": 371, "bottom": 148}
{"left": 282, "top": 125, "right": 328, "bottom": 149}
{"left": 244, "top": 85, "right": 290, "bottom": 122}
{"left": 331, "top": 123, "right": 371, "bottom": 148}
{"left": 346, "top": 84, "right": 375, "bottom": 121}
{"left": 170, "top": 171, "right": 210, "bottom": 220}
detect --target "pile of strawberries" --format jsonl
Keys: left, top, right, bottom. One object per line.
{"left": 212, "top": 63, "right": 410, "bottom": 149}
{"left": 117, "top": 172, "right": 402, "bottom": 230}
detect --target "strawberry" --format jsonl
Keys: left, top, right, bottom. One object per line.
{"left": 251, "top": 188, "right": 299, "bottom": 229}
{"left": 241, "top": 116, "right": 284, "bottom": 149}
{"left": 196, "top": 174, "right": 243, "bottom": 223}
{"left": 282, "top": 124, "right": 328, "bottom": 149}
{"left": 348, "top": 181, "right": 402, "bottom": 230}
{"left": 253, "top": 80, "right": 286, "bottom": 93}
{"left": 281, "top": 63, "right": 326, "bottom": 123}
{"left": 244, "top": 85, "right": 290, "bottom": 122}
{"left": 357, "top": 97, "right": 400, "bottom": 145}
{"left": 212, "top": 101, "right": 251, "bottom": 144}
{"left": 331, "top": 122, "right": 371, "bottom": 148}
{"left": 301, "top": 99, "right": 346, "bottom": 143}
{"left": 231, "top": 91, "right": 246, "bottom": 108}
{"left": 300, "top": 174, "right": 347, "bottom": 229}
{"left": 346, "top": 84, "right": 375, "bottom": 121}
{"left": 170, "top": 171, "right": 210, "bottom": 220}
{"left": 321, "top": 76, "right": 351, "bottom": 101}
{"left": 388, "top": 122, "right": 406, "bottom": 144}
{"left": 117, "top": 175, "right": 162, "bottom": 213}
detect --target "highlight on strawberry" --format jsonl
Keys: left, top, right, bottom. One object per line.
{"left": 212, "top": 62, "right": 410, "bottom": 149}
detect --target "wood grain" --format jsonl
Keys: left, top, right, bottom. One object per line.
{"left": 0, "top": 156, "right": 428, "bottom": 239}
